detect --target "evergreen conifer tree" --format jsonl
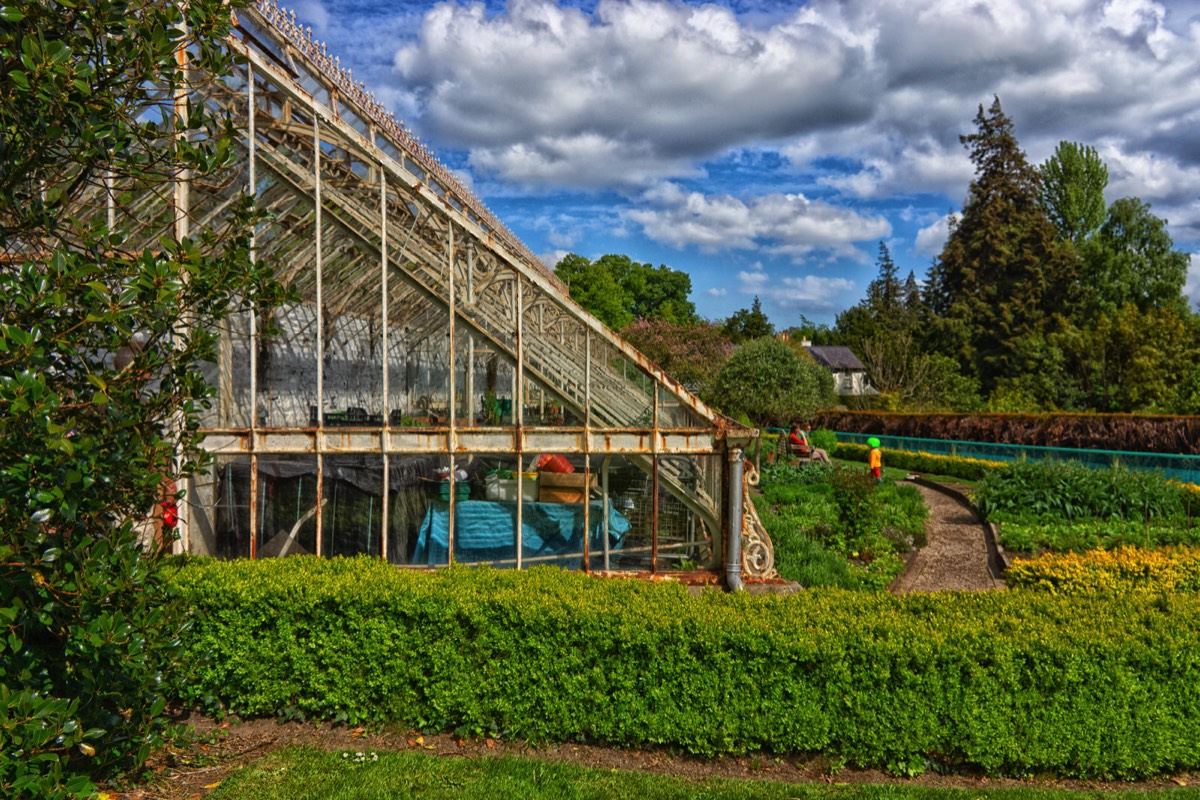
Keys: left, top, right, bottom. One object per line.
{"left": 925, "top": 97, "right": 1076, "bottom": 394}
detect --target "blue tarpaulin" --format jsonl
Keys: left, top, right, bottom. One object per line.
{"left": 412, "top": 500, "right": 630, "bottom": 567}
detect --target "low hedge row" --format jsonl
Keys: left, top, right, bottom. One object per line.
{"left": 171, "top": 556, "right": 1200, "bottom": 778}
{"left": 836, "top": 444, "right": 1002, "bottom": 482}
{"left": 1007, "top": 546, "right": 1200, "bottom": 594}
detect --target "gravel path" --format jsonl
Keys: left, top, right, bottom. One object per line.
{"left": 890, "top": 482, "right": 1005, "bottom": 593}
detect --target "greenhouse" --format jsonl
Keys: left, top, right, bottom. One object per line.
{"left": 69, "top": 0, "right": 773, "bottom": 583}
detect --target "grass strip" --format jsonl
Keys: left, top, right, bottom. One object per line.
{"left": 207, "top": 746, "right": 1200, "bottom": 800}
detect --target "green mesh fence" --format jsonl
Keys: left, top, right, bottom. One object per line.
{"left": 834, "top": 432, "right": 1200, "bottom": 485}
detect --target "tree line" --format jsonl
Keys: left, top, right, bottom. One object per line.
{"left": 559, "top": 97, "right": 1199, "bottom": 419}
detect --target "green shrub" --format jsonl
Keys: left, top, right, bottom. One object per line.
{"left": 0, "top": 1, "right": 283, "bottom": 797}
{"left": 710, "top": 338, "right": 834, "bottom": 427}
{"left": 760, "top": 460, "right": 833, "bottom": 488}
{"left": 172, "top": 557, "right": 1200, "bottom": 778}
{"left": 830, "top": 466, "right": 882, "bottom": 551}
{"left": 809, "top": 428, "right": 838, "bottom": 454}
{"left": 756, "top": 500, "right": 896, "bottom": 590}
{"left": 757, "top": 462, "right": 921, "bottom": 588}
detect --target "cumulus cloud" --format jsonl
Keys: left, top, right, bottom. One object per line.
{"left": 382, "top": 0, "right": 1200, "bottom": 207}
{"left": 735, "top": 267, "right": 858, "bottom": 315}
{"left": 622, "top": 182, "right": 891, "bottom": 256}
{"left": 292, "top": 0, "right": 331, "bottom": 33}
{"left": 392, "top": 0, "right": 877, "bottom": 184}
{"left": 297, "top": 0, "right": 1200, "bottom": 316}
{"left": 915, "top": 213, "right": 955, "bottom": 258}
{"left": 1186, "top": 252, "right": 1200, "bottom": 310}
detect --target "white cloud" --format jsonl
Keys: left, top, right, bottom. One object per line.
{"left": 391, "top": 0, "right": 876, "bottom": 185}
{"left": 1185, "top": 252, "right": 1200, "bottom": 309}
{"left": 295, "top": 0, "right": 1200, "bottom": 302}
{"left": 1103, "top": 144, "right": 1200, "bottom": 208}
{"left": 737, "top": 270, "right": 859, "bottom": 315}
{"left": 369, "top": 0, "right": 1196, "bottom": 265}
{"left": 292, "top": 0, "right": 330, "bottom": 33}
{"left": 706, "top": 287, "right": 728, "bottom": 297}
{"left": 623, "top": 183, "right": 891, "bottom": 257}
{"left": 738, "top": 268, "right": 769, "bottom": 293}
{"left": 540, "top": 249, "right": 572, "bottom": 269}
{"left": 915, "top": 213, "right": 955, "bottom": 258}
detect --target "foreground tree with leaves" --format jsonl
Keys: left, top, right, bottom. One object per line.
{"left": 0, "top": 1, "right": 287, "bottom": 796}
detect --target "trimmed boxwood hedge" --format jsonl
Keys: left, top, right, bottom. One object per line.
{"left": 836, "top": 443, "right": 1002, "bottom": 482}
{"left": 170, "top": 556, "right": 1200, "bottom": 779}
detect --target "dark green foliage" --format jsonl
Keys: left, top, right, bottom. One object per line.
{"left": 759, "top": 460, "right": 833, "bottom": 488}
{"left": 975, "top": 460, "right": 1189, "bottom": 523}
{"left": 830, "top": 466, "right": 882, "bottom": 548}
{"left": 836, "top": 243, "right": 916, "bottom": 352}
{"left": 1, "top": 0, "right": 286, "bottom": 796}
{"left": 996, "top": 519, "right": 1200, "bottom": 555}
{"left": 1080, "top": 197, "right": 1190, "bottom": 317}
{"left": 722, "top": 296, "right": 774, "bottom": 344}
{"left": 923, "top": 98, "right": 1079, "bottom": 398}
{"left": 174, "top": 558, "right": 1200, "bottom": 778}
{"left": 710, "top": 338, "right": 834, "bottom": 426}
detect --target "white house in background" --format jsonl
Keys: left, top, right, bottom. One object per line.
{"left": 800, "top": 339, "right": 873, "bottom": 396}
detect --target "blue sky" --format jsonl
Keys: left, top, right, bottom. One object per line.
{"left": 284, "top": 0, "right": 1200, "bottom": 326}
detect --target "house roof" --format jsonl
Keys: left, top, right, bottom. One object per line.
{"left": 805, "top": 345, "right": 866, "bottom": 371}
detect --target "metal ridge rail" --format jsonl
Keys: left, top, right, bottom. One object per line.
{"left": 247, "top": 0, "right": 559, "bottom": 289}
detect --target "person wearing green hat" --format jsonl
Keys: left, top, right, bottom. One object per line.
{"left": 867, "top": 438, "right": 883, "bottom": 482}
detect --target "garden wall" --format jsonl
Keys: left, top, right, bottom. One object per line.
{"left": 173, "top": 556, "right": 1200, "bottom": 778}
{"left": 815, "top": 411, "right": 1200, "bottom": 455}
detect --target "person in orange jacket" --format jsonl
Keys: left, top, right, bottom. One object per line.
{"left": 867, "top": 437, "right": 883, "bottom": 482}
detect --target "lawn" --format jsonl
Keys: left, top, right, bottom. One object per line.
{"left": 205, "top": 747, "right": 1200, "bottom": 800}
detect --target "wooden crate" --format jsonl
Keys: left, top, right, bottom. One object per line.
{"left": 537, "top": 471, "right": 596, "bottom": 504}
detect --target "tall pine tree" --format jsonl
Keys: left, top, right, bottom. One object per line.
{"left": 925, "top": 97, "right": 1076, "bottom": 395}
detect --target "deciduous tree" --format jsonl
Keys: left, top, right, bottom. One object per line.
{"left": 1039, "top": 141, "right": 1109, "bottom": 245}
{"left": 710, "top": 338, "right": 833, "bottom": 426}
{"left": 553, "top": 253, "right": 698, "bottom": 329}
{"left": 1080, "top": 197, "right": 1189, "bottom": 316}
{"left": 620, "top": 319, "right": 732, "bottom": 400}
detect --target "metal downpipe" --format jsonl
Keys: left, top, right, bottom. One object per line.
{"left": 725, "top": 447, "right": 744, "bottom": 592}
